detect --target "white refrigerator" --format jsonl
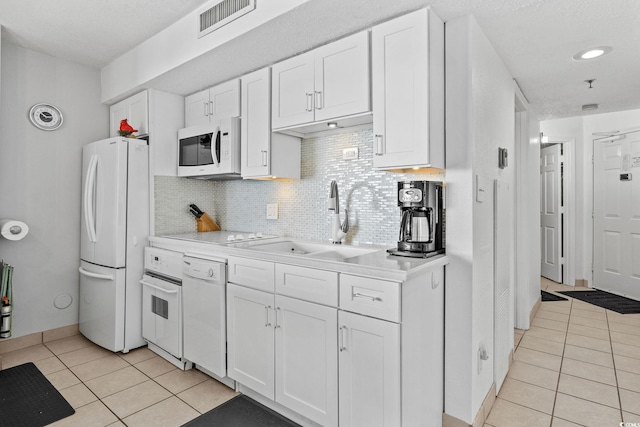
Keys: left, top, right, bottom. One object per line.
{"left": 79, "top": 137, "right": 149, "bottom": 352}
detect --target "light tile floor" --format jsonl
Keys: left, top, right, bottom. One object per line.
{"left": 4, "top": 278, "right": 639, "bottom": 427}
{"left": 0, "top": 335, "right": 238, "bottom": 427}
{"left": 485, "top": 277, "right": 640, "bottom": 427}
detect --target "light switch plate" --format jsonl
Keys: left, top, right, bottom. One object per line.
{"left": 343, "top": 147, "right": 358, "bottom": 160}
{"left": 266, "top": 203, "right": 279, "bottom": 219}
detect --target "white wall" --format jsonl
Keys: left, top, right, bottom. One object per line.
{"left": 101, "top": 0, "right": 308, "bottom": 103}
{"left": 445, "top": 15, "right": 517, "bottom": 423}
{"left": 515, "top": 97, "right": 542, "bottom": 330}
{"left": 0, "top": 43, "right": 108, "bottom": 337}
{"left": 541, "top": 108, "right": 640, "bottom": 286}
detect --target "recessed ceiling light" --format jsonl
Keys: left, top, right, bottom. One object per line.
{"left": 572, "top": 46, "right": 612, "bottom": 61}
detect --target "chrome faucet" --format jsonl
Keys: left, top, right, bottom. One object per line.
{"left": 328, "top": 180, "right": 349, "bottom": 244}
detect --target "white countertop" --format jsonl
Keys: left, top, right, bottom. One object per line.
{"left": 149, "top": 232, "right": 449, "bottom": 282}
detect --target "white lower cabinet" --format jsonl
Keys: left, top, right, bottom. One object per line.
{"left": 227, "top": 279, "right": 339, "bottom": 427}
{"left": 338, "top": 311, "right": 401, "bottom": 427}
{"left": 227, "top": 256, "right": 445, "bottom": 427}
{"left": 226, "top": 283, "right": 275, "bottom": 399}
{"left": 275, "top": 295, "right": 338, "bottom": 426}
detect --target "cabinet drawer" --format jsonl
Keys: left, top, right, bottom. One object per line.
{"left": 228, "top": 256, "right": 275, "bottom": 292}
{"left": 275, "top": 264, "right": 338, "bottom": 306}
{"left": 339, "top": 275, "right": 400, "bottom": 322}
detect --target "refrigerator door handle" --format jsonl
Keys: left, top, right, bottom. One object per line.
{"left": 84, "top": 154, "right": 98, "bottom": 243}
{"left": 78, "top": 266, "right": 114, "bottom": 281}
{"left": 83, "top": 155, "right": 94, "bottom": 242}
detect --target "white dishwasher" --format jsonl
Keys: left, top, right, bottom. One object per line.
{"left": 183, "top": 253, "right": 227, "bottom": 378}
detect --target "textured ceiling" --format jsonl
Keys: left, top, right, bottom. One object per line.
{"left": 1, "top": 0, "right": 639, "bottom": 120}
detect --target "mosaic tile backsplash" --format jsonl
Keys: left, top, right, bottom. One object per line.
{"left": 155, "top": 128, "right": 444, "bottom": 246}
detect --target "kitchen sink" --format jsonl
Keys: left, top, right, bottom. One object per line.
{"left": 245, "top": 239, "right": 379, "bottom": 260}
{"left": 246, "top": 241, "right": 329, "bottom": 255}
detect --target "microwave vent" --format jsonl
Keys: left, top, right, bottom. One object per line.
{"left": 198, "top": 0, "right": 255, "bottom": 38}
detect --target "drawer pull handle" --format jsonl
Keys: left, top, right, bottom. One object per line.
{"left": 275, "top": 307, "right": 282, "bottom": 328}
{"left": 305, "top": 93, "right": 313, "bottom": 112}
{"left": 265, "top": 305, "right": 272, "bottom": 327}
{"left": 374, "top": 135, "right": 384, "bottom": 156}
{"left": 353, "top": 292, "right": 382, "bottom": 302}
{"left": 339, "top": 326, "right": 347, "bottom": 351}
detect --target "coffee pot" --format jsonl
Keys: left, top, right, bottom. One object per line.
{"left": 388, "top": 181, "right": 445, "bottom": 258}
{"left": 399, "top": 208, "right": 432, "bottom": 245}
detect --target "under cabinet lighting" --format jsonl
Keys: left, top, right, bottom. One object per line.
{"left": 327, "top": 122, "right": 338, "bottom": 128}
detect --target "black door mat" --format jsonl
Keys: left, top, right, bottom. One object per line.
{"left": 541, "top": 290, "right": 568, "bottom": 302}
{"left": 182, "top": 395, "right": 301, "bottom": 427}
{"left": 559, "top": 289, "right": 640, "bottom": 314}
{"left": 0, "top": 362, "right": 75, "bottom": 427}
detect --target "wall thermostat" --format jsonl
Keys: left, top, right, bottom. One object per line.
{"left": 498, "top": 147, "right": 508, "bottom": 169}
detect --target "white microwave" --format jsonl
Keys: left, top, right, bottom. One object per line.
{"left": 177, "top": 117, "right": 241, "bottom": 179}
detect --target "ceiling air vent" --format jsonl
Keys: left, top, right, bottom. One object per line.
{"left": 198, "top": 0, "right": 255, "bottom": 38}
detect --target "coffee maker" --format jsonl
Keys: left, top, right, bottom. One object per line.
{"left": 387, "top": 180, "right": 445, "bottom": 258}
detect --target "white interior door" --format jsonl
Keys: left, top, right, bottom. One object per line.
{"left": 593, "top": 133, "right": 640, "bottom": 300}
{"left": 540, "top": 144, "right": 563, "bottom": 282}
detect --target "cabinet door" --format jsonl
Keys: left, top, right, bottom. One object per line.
{"left": 241, "top": 68, "right": 271, "bottom": 178}
{"left": 109, "top": 91, "right": 148, "bottom": 137}
{"left": 109, "top": 100, "right": 127, "bottom": 137}
{"left": 339, "top": 311, "right": 400, "bottom": 427}
{"left": 127, "top": 91, "right": 149, "bottom": 136}
{"left": 271, "top": 51, "right": 315, "bottom": 129}
{"left": 184, "top": 88, "right": 211, "bottom": 127}
{"left": 275, "top": 295, "right": 338, "bottom": 427}
{"left": 314, "top": 31, "right": 370, "bottom": 122}
{"left": 372, "top": 8, "right": 444, "bottom": 169}
{"left": 210, "top": 79, "right": 240, "bottom": 121}
{"left": 226, "top": 284, "right": 275, "bottom": 399}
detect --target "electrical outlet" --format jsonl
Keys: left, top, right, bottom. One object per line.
{"left": 266, "top": 203, "right": 279, "bottom": 220}
{"left": 343, "top": 147, "right": 358, "bottom": 160}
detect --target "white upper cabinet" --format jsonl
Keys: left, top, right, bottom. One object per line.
{"left": 272, "top": 31, "right": 370, "bottom": 130}
{"left": 314, "top": 31, "right": 370, "bottom": 122}
{"left": 241, "top": 67, "right": 301, "bottom": 179}
{"left": 184, "top": 79, "right": 240, "bottom": 127}
{"left": 184, "top": 88, "right": 210, "bottom": 127}
{"left": 271, "top": 51, "right": 315, "bottom": 129}
{"left": 372, "top": 8, "right": 444, "bottom": 170}
{"left": 109, "top": 91, "right": 148, "bottom": 137}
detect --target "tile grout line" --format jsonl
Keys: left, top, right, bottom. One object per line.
{"left": 606, "top": 309, "right": 626, "bottom": 424}
{"left": 548, "top": 295, "right": 572, "bottom": 426}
